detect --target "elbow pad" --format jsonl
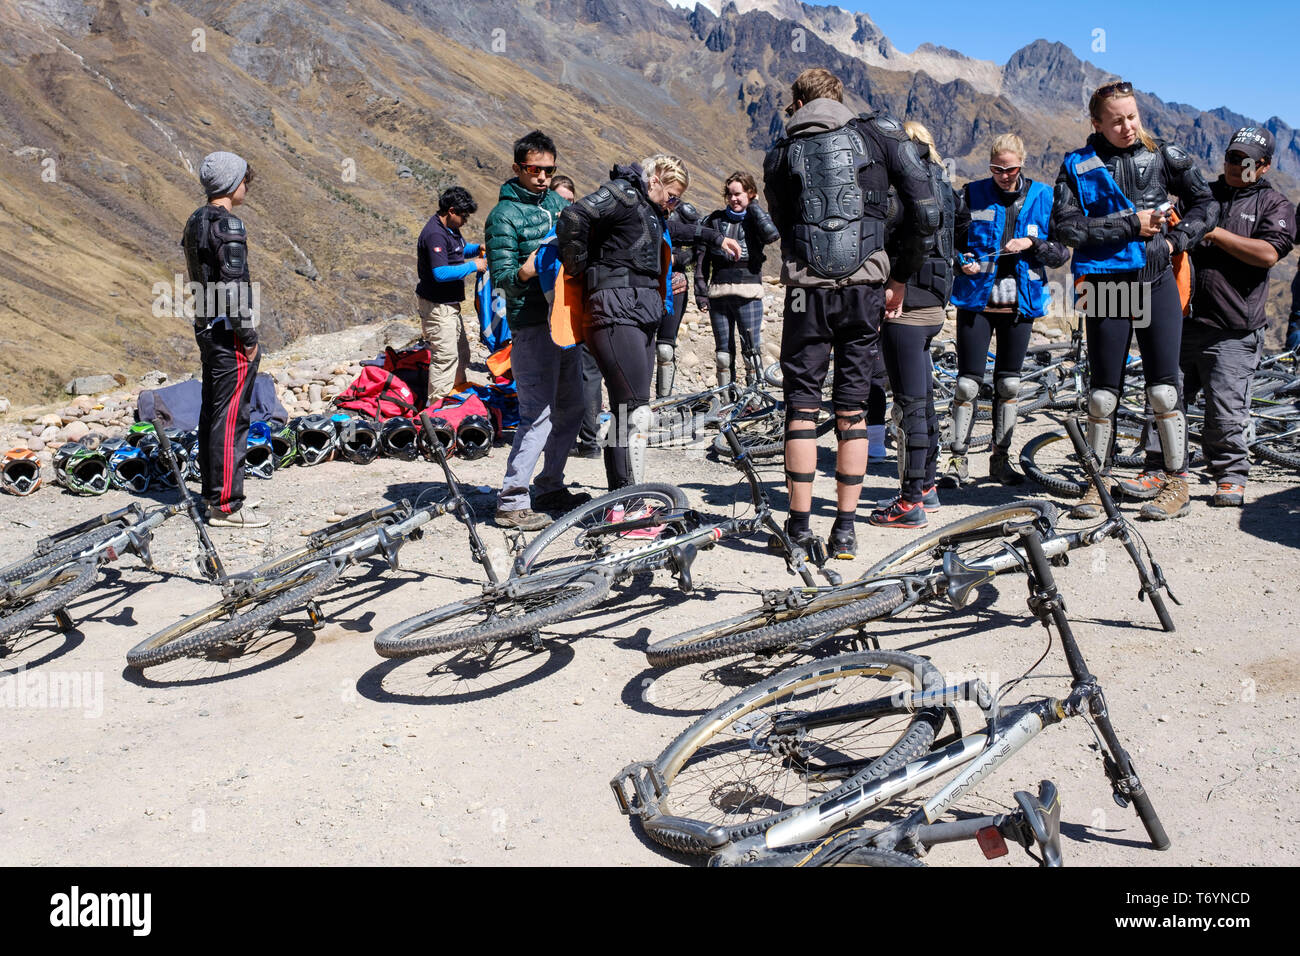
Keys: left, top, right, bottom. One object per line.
{"left": 914, "top": 197, "right": 940, "bottom": 236}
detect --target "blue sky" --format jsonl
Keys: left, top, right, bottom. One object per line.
{"left": 852, "top": 1, "right": 1296, "bottom": 127}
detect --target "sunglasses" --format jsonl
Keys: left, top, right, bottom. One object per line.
{"left": 1095, "top": 80, "right": 1134, "bottom": 98}
{"left": 1225, "top": 152, "right": 1255, "bottom": 166}
{"left": 519, "top": 163, "right": 556, "bottom": 176}
{"left": 989, "top": 164, "right": 1022, "bottom": 176}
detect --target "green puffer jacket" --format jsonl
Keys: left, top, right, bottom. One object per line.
{"left": 484, "top": 180, "right": 570, "bottom": 329}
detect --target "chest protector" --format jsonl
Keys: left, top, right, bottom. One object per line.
{"left": 182, "top": 205, "right": 250, "bottom": 320}
{"left": 951, "top": 178, "right": 1054, "bottom": 318}
{"left": 912, "top": 163, "right": 956, "bottom": 302}
{"left": 1062, "top": 146, "right": 1146, "bottom": 276}
{"left": 785, "top": 121, "right": 889, "bottom": 279}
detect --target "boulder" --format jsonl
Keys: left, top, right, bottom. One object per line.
{"left": 138, "top": 369, "right": 169, "bottom": 388}
{"left": 65, "top": 374, "right": 119, "bottom": 396}
{"left": 63, "top": 420, "right": 91, "bottom": 442}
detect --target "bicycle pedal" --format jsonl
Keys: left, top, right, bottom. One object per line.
{"left": 305, "top": 600, "right": 325, "bottom": 631}
{"left": 53, "top": 608, "right": 75, "bottom": 632}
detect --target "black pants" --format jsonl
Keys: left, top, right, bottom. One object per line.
{"left": 577, "top": 345, "right": 603, "bottom": 449}
{"left": 657, "top": 282, "right": 688, "bottom": 346}
{"left": 586, "top": 287, "right": 661, "bottom": 489}
{"left": 955, "top": 309, "right": 1033, "bottom": 381}
{"left": 882, "top": 321, "right": 943, "bottom": 499}
{"left": 780, "top": 284, "right": 884, "bottom": 411}
{"left": 196, "top": 324, "right": 259, "bottom": 515}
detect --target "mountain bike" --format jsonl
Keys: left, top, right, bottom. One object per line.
{"left": 645, "top": 418, "right": 1176, "bottom": 671}
{"left": 614, "top": 449, "right": 1170, "bottom": 863}
{"left": 126, "top": 413, "right": 496, "bottom": 670}
{"left": 1, "top": 424, "right": 224, "bottom": 645}
{"left": 372, "top": 405, "right": 844, "bottom": 661}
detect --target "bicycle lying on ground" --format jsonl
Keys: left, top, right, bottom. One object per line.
{"left": 372, "top": 403, "right": 844, "bottom": 661}
{"left": 644, "top": 418, "right": 1176, "bottom": 671}
{"left": 126, "top": 413, "right": 496, "bottom": 671}
{"left": 1, "top": 423, "right": 224, "bottom": 647}
{"left": 612, "top": 422, "right": 1171, "bottom": 865}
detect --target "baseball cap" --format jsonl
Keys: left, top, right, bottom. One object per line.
{"left": 1227, "top": 127, "right": 1274, "bottom": 163}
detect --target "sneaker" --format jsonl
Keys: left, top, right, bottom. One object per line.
{"left": 1069, "top": 481, "right": 1104, "bottom": 520}
{"left": 936, "top": 455, "right": 970, "bottom": 489}
{"left": 1138, "top": 473, "right": 1191, "bottom": 521}
{"left": 767, "top": 518, "right": 818, "bottom": 555}
{"left": 1211, "top": 482, "right": 1245, "bottom": 508}
{"left": 827, "top": 526, "right": 857, "bottom": 560}
{"left": 570, "top": 443, "right": 601, "bottom": 459}
{"left": 495, "top": 507, "right": 550, "bottom": 531}
{"left": 533, "top": 487, "right": 593, "bottom": 513}
{"left": 207, "top": 508, "right": 270, "bottom": 529}
{"left": 1115, "top": 471, "right": 1164, "bottom": 501}
{"left": 876, "top": 485, "right": 941, "bottom": 513}
{"left": 868, "top": 498, "right": 928, "bottom": 529}
{"left": 989, "top": 450, "right": 1025, "bottom": 486}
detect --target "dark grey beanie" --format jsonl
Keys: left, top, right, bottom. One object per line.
{"left": 199, "top": 151, "right": 248, "bottom": 198}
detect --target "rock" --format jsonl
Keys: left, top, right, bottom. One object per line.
{"left": 308, "top": 384, "right": 323, "bottom": 406}
{"left": 26, "top": 437, "right": 45, "bottom": 452}
{"left": 63, "top": 421, "right": 90, "bottom": 442}
{"left": 138, "top": 370, "right": 168, "bottom": 388}
{"left": 65, "top": 374, "right": 119, "bottom": 396}
{"left": 0, "top": 397, "right": 9, "bottom": 414}
{"left": 39, "top": 414, "right": 62, "bottom": 427}
{"left": 295, "top": 263, "right": 320, "bottom": 281}
{"left": 272, "top": 368, "right": 290, "bottom": 385}
{"left": 39, "top": 426, "right": 58, "bottom": 442}
{"left": 396, "top": 165, "right": 413, "bottom": 179}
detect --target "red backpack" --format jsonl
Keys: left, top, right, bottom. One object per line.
{"left": 334, "top": 367, "right": 420, "bottom": 419}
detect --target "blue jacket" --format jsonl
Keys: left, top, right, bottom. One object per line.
{"left": 1060, "top": 145, "right": 1146, "bottom": 276}
{"left": 950, "top": 177, "right": 1054, "bottom": 318}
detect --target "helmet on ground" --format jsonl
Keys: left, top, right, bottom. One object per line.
{"left": 419, "top": 415, "right": 456, "bottom": 462}
{"left": 181, "top": 431, "right": 202, "bottom": 481}
{"left": 270, "top": 423, "right": 297, "bottom": 469}
{"left": 106, "top": 442, "right": 152, "bottom": 494}
{"left": 126, "top": 421, "right": 157, "bottom": 446}
{"left": 338, "top": 416, "right": 381, "bottom": 465}
{"left": 53, "top": 442, "right": 111, "bottom": 496}
{"left": 380, "top": 417, "right": 419, "bottom": 461}
{"left": 1, "top": 448, "right": 43, "bottom": 496}
{"left": 245, "top": 421, "right": 274, "bottom": 478}
{"left": 455, "top": 415, "right": 494, "bottom": 461}
{"left": 294, "top": 415, "right": 337, "bottom": 466}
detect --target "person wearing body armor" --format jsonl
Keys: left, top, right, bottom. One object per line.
{"left": 182, "top": 151, "right": 268, "bottom": 529}
{"left": 654, "top": 201, "right": 705, "bottom": 398}
{"left": 1181, "top": 128, "right": 1295, "bottom": 508}
{"left": 763, "top": 68, "right": 940, "bottom": 560}
{"left": 696, "top": 172, "right": 781, "bottom": 389}
{"left": 1052, "top": 81, "right": 1216, "bottom": 520}
{"left": 557, "top": 156, "right": 739, "bottom": 490}
{"left": 487, "top": 131, "right": 590, "bottom": 531}
{"left": 944, "top": 134, "right": 1070, "bottom": 488}
{"left": 870, "top": 122, "right": 958, "bottom": 528}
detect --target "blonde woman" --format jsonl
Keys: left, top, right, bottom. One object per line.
{"left": 944, "top": 133, "right": 1069, "bottom": 487}
{"left": 558, "top": 156, "right": 739, "bottom": 489}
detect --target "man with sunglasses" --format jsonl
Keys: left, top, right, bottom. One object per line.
{"left": 417, "top": 186, "right": 486, "bottom": 403}
{"left": 485, "top": 130, "right": 589, "bottom": 530}
{"left": 1182, "top": 127, "right": 1294, "bottom": 508}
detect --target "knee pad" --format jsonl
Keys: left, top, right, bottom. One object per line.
{"left": 1147, "top": 384, "right": 1179, "bottom": 415}
{"left": 656, "top": 343, "right": 675, "bottom": 366}
{"left": 834, "top": 409, "right": 868, "bottom": 442}
{"left": 628, "top": 404, "right": 653, "bottom": 485}
{"left": 954, "top": 375, "right": 980, "bottom": 404}
{"left": 1087, "top": 389, "right": 1118, "bottom": 420}
{"left": 714, "top": 351, "right": 732, "bottom": 372}
{"left": 994, "top": 375, "right": 1021, "bottom": 401}
{"left": 992, "top": 376, "right": 1021, "bottom": 449}
{"left": 785, "top": 408, "right": 820, "bottom": 442}
{"left": 1085, "top": 389, "right": 1118, "bottom": 465}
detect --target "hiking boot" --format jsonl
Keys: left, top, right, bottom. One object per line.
{"left": 207, "top": 508, "right": 270, "bottom": 529}
{"left": 869, "top": 498, "right": 928, "bottom": 529}
{"left": 1069, "top": 481, "right": 1105, "bottom": 520}
{"left": 1115, "top": 470, "right": 1164, "bottom": 501}
{"left": 1211, "top": 482, "right": 1245, "bottom": 508}
{"left": 495, "top": 507, "right": 550, "bottom": 531}
{"left": 1138, "top": 473, "right": 1191, "bottom": 521}
{"left": 827, "top": 525, "right": 857, "bottom": 560}
{"left": 876, "top": 485, "right": 941, "bottom": 512}
{"left": 936, "top": 455, "right": 970, "bottom": 489}
{"left": 989, "top": 450, "right": 1025, "bottom": 486}
{"left": 533, "top": 487, "right": 593, "bottom": 513}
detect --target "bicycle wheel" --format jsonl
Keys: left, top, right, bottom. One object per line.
{"left": 515, "top": 483, "right": 690, "bottom": 577}
{"left": 0, "top": 524, "right": 124, "bottom": 585}
{"left": 639, "top": 650, "right": 943, "bottom": 854}
{"left": 126, "top": 563, "right": 342, "bottom": 669}
{"left": 864, "top": 500, "right": 1060, "bottom": 578}
{"left": 646, "top": 582, "right": 906, "bottom": 668}
{"left": 373, "top": 571, "right": 612, "bottom": 659}
{"left": 1, "top": 561, "right": 99, "bottom": 642}
{"left": 1252, "top": 425, "right": 1300, "bottom": 470}
{"left": 649, "top": 390, "right": 719, "bottom": 446}
{"left": 1020, "top": 428, "right": 1092, "bottom": 498}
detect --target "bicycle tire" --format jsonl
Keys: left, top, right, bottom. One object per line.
{"left": 646, "top": 582, "right": 906, "bottom": 668}
{"left": 812, "top": 845, "right": 927, "bottom": 867}
{"left": 1020, "top": 429, "right": 1092, "bottom": 498}
{"left": 126, "top": 563, "right": 342, "bottom": 669}
{"left": 864, "top": 500, "right": 1061, "bottom": 578}
{"left": 712, "top": 413, "right": 836, "bottom": 460}
{"left": 1252, "top": 428, "right": 1300, "bottom": 470}
{"left": 0, "top": 561, "right": 99, "bottom": 642}
{"left": 640, "top": 650, "right": 943, "bottom": 854}
{"left": 373, "top": 571, "right": 612, "bottom": 659}
{"left": 0, "top": 524, "right": 124, "bottom": 585}
{"left": 515, "top": 483, "right": 690, "bottom": 577}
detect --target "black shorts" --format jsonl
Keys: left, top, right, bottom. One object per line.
{"left": 779, "top": 284, "right": 884, "bottom": 410}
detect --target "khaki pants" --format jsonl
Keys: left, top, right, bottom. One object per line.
{"left": 417, "top": 297, "right": 471, "bottom": 400}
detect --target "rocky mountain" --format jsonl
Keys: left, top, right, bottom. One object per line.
{"left": 1, "top": 0, "right": 1295, "bottom": 407}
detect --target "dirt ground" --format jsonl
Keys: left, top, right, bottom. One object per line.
{"left": 2, "top": 339, "right": 1298, "bottom": 868}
